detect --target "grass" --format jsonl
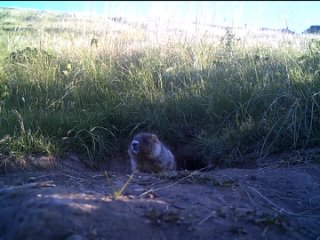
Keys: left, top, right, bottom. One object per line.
{"left": 0, "top": 7, "right": 320, "bottom": 167}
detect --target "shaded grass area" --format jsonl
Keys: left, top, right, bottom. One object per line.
{"left": 1, "top": 7, "right": 320, "bottom": 168}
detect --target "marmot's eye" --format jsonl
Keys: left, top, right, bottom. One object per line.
{"left": 142, "top": 137, "right": 149, "bottom": 144}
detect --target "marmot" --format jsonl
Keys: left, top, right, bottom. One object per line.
{"left": 128, "top": 132, "right": 176, "bottom": 173}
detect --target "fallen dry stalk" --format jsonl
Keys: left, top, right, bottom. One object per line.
{"left": 138, "top": 165, "right": 213, "bottom": 198}
{"left": 247, "top": 186, "right": 320, "bottom": 218}
{"left": 0, "top": 181, "right": 56, "bottom": 193}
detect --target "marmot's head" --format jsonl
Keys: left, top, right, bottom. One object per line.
{"left": 129, "top": 132, "right": 161, "bottom": 158}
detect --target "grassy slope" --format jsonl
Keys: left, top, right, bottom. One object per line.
{"left": 0, "top": 8, "right": 320, "bottom": 166}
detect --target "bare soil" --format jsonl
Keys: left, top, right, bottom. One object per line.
{"left": 0, "top": 151, "right": 320, "bottom": 240}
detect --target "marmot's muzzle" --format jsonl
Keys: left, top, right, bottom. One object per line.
{"left": 131, "top": 140, "right": 140, "bottom": 153}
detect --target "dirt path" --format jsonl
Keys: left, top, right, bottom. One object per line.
{"left": 0, "top": 155, "right": 320, "bottom": 240}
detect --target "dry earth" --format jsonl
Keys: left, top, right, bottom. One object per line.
{"left": 0, "top": 151, "right": 320, "bottom": 240}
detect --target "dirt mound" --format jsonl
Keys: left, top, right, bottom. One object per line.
{"left": 0, "top": 153, "right": 320, "bottom": 239}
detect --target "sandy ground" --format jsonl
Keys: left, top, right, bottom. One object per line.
{"left": 0, "top": 153, "right": 320, "bottom": 240}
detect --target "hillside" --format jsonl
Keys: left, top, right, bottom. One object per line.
{"left": 0, "top": 7, "right": 320, "bottom": 240}
{"left": 0, "top": 7, "right": 320, "bottom": 167}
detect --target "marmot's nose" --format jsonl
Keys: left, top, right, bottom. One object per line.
{"left": 132, "top": 141, "right": 139, "bottom": 151}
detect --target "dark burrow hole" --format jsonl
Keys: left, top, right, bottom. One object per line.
{"left": 174, "top": 144, "right": 212, "bottom": 171}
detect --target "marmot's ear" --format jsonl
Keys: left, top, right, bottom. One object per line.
{"left": 151, "top": 134, "right": 158, "bottom": 142}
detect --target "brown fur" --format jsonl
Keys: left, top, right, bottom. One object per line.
{"left": 128, "top": 132, "right": 176, "bottom": 173}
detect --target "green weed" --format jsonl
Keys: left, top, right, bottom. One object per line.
{"left": 0, "top": 7, "right": 320, "bottom": 167}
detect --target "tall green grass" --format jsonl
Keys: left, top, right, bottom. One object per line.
{"left": 1, "top": 8, "right": 320, "bottom": 166}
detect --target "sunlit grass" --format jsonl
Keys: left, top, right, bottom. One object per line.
{"left": 1, "top": 7, "right": 320, "bottom": 167}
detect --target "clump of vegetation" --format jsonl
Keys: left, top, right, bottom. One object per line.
{"left": 9, "top": 47, "right": 54, "bottom": 64}
{"left": 0, "top": 7, "right": 320, "bottom": 167}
